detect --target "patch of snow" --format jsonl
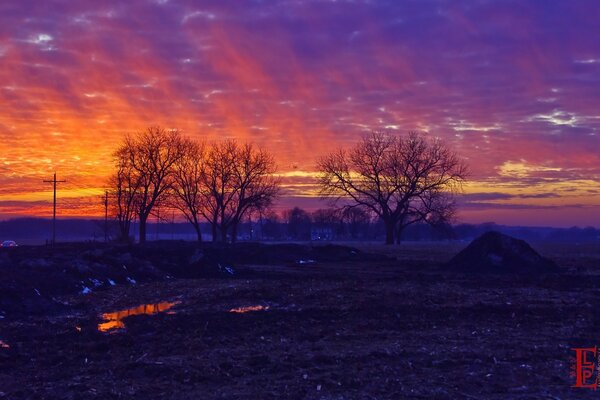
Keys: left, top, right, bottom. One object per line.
{"left": 297, "top": 259, "right": 317, "bottom": 265}
{"left": 90, "top": 278, "right": 102, "bottom": 287}
{"left": 126, "top": 277, "right": 136, "bottom": 285}
{"left": 107, "top": 279, "right": 116, "bottom": 286}
{"left": 34, "top": 288, "right": 41, "bottom": 296}
{"left": 218, "top": 264, "right": 235, "bottom": 275}
{"left": 81, "top": 286, "right": 92, "bottom": 295}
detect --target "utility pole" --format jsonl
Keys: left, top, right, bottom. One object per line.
{"left": 104, "top": 190, "right": 109, "bottom": 243}
{"left": 43, "top": 172, "right": 66, "bottom": 246}
{"left": 155, "top": 207, "right": 160, "bottom": 241}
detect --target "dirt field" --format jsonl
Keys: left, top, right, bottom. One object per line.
{"left": 1, "top": 241, "right": 600, "bottom": 399}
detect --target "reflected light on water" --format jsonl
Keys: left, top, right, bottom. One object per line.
{"left": 0, "top": 340, "right": 9, "bottom": 349}
{"left": 229, "top": 305, "right": 270, "bottom": 313}
{"left": 98, "top": 301, "right": 181, "bottom": 332}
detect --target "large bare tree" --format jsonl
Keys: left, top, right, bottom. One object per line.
{"left": 114, "top": 126, "right": 185, "bottom": 243}
{"left": 317, "top": 131, "right": 467, "bottom": 245}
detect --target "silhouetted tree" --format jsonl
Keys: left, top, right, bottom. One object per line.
{"left": 172, "top": 138, "right": 206, "bottom": 242}
{"left": 229, "top": 143, "right": 279, "bottom": 242}
{"left": 341, "top": 207, "right": 371, "bottom": 239}
{"left": 198, "top": 140, "right": 236, "bottom": 242}
{"left": 261, "top": 210, "right": 283, "bottom": 240}
{"left": 200, "top": 140, "right": 279, "bottom": 242}
{"left": 114, "top": 126, "right": 185, "bottom": 243}
{"left": 312, "top": 208, "right": 341, "bottom": 240}
{"left": 318, "top": 131, "right": 467, "bottom": 245}
{"left": 109, "top": 148, "right": 141, "bottom": 242}
{"left": 283, "top": 207, "right": 311, "bottom": 240}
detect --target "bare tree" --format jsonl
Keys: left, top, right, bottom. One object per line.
{"left": 229, "top": 143, "right": 279, "bottom": 243}
{"left": 171, "top": 138, "right": 206, "bottom": 242}
{"left": 198, "top": 140, "right": 238, "bottom": 242}
{"left": 261, "top": 210, "right": 282, "bottom": 240}
{"left": 341, "top": 207, "right": 371, "bottom": 239}
{"left": 312, "top": 208, "right": 341, "bottom": 240}
{"left": 199, "top": 140, "right": 279, "bottom": 243}
{"left": 318, "top": 131, "right": 467, "bottom": 245}
{"left": 109, "top": 147, "right": 141, "bottom": 242}
{"left": 114, "top": 126, "right": 185, "bottom": 243}
{"left": 283, "top": 207, "right": 312, "bottom": 240}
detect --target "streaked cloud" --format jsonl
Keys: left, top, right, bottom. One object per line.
{"left": 0, "top": 0, "right": 599, "bottom": 226}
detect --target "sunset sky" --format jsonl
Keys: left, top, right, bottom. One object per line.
{"left": 0, "top": 0, "right": 599, "bottom": 226}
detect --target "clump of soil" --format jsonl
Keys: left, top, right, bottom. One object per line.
{"left": 446, "top": 231, "right": 560, "bottom": 273}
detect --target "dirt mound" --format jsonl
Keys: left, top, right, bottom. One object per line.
{"left": 446, "top": 231, "right": 559, "bottom": 273}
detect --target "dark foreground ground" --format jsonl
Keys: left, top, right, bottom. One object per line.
{"left": 1, "top": 241, "right": 600, "bottom": 399}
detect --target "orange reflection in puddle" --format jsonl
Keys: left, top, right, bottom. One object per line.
{"left": 229, "top": 305, "right": 270, "bottom": 313}
{"left": 98, "top": 301, "right": 181, "bottom": 332}
{"left": 0, "top": 340, "right": 9, "bottom": 349}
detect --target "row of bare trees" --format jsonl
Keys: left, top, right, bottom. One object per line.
{"left": 110, "top": 126, "right": 279, "bottom": 243}
{"left": 109, "top": 127, "right": 467, "bottom": 245}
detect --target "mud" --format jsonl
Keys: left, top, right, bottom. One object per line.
{"left": 1, "top": 241, "right": 599, "bottom": 399}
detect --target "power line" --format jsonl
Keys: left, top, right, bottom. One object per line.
{"left": 43, "top": 172, "right": 66, "bottom": 246}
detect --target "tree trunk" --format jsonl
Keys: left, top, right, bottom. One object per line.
{"left": 119, "top": 221, "right": 129, "bottom": 243}
{"left": 211, "top": 222, "right": 217, "bottom": 243}
{"left": 395, "top": 225, "right": 403, "bottom": 245}
{"left": 193, "top": 223, "right": 202, "bottom": 242}
{"left": 220, "top": 225, "right": 228, "bottom": 242}
{"left": 231, "top": 221, "right": 238, "bottom": 243}
{"left": 384, "top": 220, "right": 394, "bottom": 245}
{"left": 139, "top": 214, "right": 147, "bottom": 244}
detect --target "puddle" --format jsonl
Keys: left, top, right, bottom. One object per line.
{"left": 229, "top": 305, "right": 270, "bottom": 313}
{"left": 98, "top": 301, "right": 180, "bottom": 332}
{"left": 0, "top": 340, "right": 9, "bottom": 349}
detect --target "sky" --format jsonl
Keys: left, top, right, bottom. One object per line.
{"left": 0, "top": 0, "right": 599, "bottom": 227}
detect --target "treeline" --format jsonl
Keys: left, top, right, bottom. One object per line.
{"left": 2, "top": 217, "right": 599, "bottom": 244}
{"left": 261, "top": 210, "right": 600, "bottom": 242}
{"left": 190, "top": 217, "right": 600, "bottom": 243}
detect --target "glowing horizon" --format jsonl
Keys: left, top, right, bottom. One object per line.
{"left": 1, "top": 1, "right": 599, "bottom": 227}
